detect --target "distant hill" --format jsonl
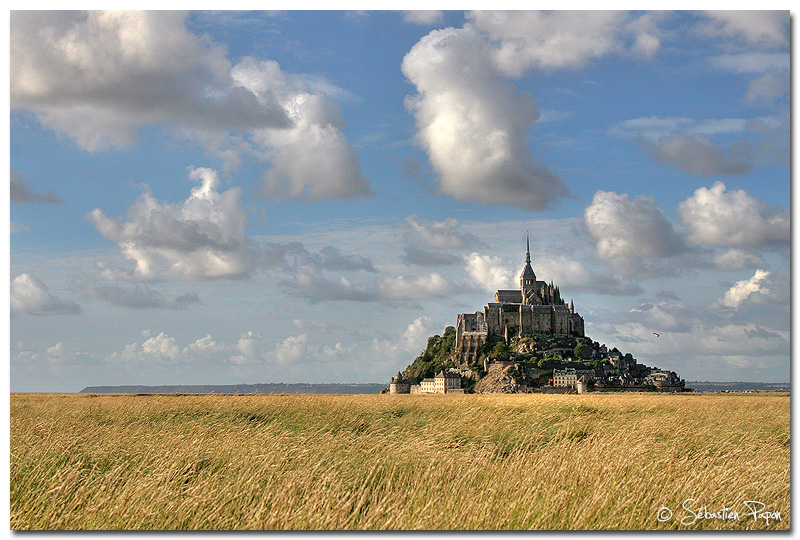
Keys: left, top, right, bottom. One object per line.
{"left": 80, "top": 383, "right": 388, "bottom": 394}
{"left": 686, "top": 381, "right": 789, "bottom": 393}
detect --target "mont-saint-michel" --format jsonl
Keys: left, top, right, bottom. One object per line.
{"left": 388, "top": 235, "right": 687, "bottom": 395}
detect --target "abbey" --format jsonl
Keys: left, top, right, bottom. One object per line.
{"left": 455, "top": 235, "right": 585, "bottom": 364}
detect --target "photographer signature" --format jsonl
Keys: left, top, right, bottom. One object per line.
{"left": 657, "top": 499, "right": 781, "bottom": 526}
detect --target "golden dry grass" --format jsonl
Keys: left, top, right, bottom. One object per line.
{"left": 10, "top": 392, "right": 789, "bottom": 530}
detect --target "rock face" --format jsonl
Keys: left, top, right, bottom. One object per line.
{"left": 474, "top": 364, "right": 527, "bottom": 394}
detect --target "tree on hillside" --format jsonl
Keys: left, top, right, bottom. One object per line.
{"left": 402, "top": 326, "right": 456, "bottom": 379}
{"left": 573, "top": 342, "right": 592, "bottom": 360}
{"left": 489, "top": 342, "right": 510, "bottom": 360}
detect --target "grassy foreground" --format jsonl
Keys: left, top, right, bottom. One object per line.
{"left": 11, "top": 392, "right": 789, "bottom": 530}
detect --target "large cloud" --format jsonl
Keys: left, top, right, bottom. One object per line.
{"left": 11, "top": 273, "right": 80, "bottom": 315}
{"left": 584, "top": 190, "right": 686, "bottom": 277}
{"left": 11, "top": 11, "right": 283, "bottom": 149}
{"left": 232, "top": 58, "right": 372, "bottom": 200}
{"left": 11, "top": 11, "right": 371, "bottom": 200}
{"left": 402, "top": 26, "right": 569, "bottom": 210}
{"left": 677, "top": 182, "right": 789, "bottom": 248}
{"left": 88, "top": 167, "right": 258, "bottom": 280}
{"left": 400, "top": 11, "right": 673, "bottom": 210}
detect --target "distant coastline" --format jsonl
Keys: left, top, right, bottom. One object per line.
{"left": 685, "top": 381, "right": 789, "bottom": 393}
{"left": 76, "top": 381, "right": 788, "bottom": 394}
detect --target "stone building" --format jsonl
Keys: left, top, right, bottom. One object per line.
{"left": 553, "top": 367, "right": 595, "bottom": 388}
{"left": 391, "top": 371, "right": 461, "bottom": 394}
{"left": 456, "top": 234, "right": 585, "bottom": 364}
{"left": 419, "top": 371, "right": 462, "bottom": 394}
{"left": 389, "top": 372, "right": 411, "bottom": 394}
{"left": 576, "top": 375, "right": 589, "bottom": 394}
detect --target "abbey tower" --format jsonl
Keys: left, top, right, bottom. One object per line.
{"left": 455, "top": 234, "right": 585, "bottom": 364}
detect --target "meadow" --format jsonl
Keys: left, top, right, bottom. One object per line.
{"left": 10, "top": 392, "right": 789, "bottom": 530}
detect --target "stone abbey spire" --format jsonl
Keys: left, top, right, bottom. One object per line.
{"left": 520, "top": 231, "right": 536, "bottom": 303}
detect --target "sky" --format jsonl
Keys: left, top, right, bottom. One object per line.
{"left": 7, "top": 10, "right": 792, "bottom": 392}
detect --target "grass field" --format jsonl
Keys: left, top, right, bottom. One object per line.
{"left": 10, "top": 392, "right": 789, "bottom": 530}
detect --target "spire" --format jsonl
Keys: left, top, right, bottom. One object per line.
{"left": 525, "top": 230, "right": 531, "bottom": 265}
{"left": 570, "top": 299, "right": 574, "bottom": 314}
{"left": 520, "top": 231, "right": 536, "bottom": 281}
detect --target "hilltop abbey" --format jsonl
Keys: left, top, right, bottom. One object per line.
{"left": 388, "top": 233, "right": 687, "bottom": 395}
{"left": 455, "top": 234, "right": 585, "bottom": 364}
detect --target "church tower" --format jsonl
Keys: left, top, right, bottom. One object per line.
{"left": 520, "top": 231, "right": 536, "bottom": 304}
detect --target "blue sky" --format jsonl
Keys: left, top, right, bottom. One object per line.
{"left": 8, "top": 10, "right": 791, "bottom": 391}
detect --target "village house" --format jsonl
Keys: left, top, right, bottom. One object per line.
{"left": 553, "top": 367, "right": 595, "bottom": 388}
{"left": 390, "top": 371, "right": 461, "bottom": 394}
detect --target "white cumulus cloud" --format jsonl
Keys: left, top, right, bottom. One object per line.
{"left": 141, "top": 332, "right": 181, "bottom": 361}
{"left": 584, "top": 190, "right": 686, "bottom": 278}
{"left": 678, "top": 182, "right": 789, "bottom": 249}
{"left": 89, "top": 167, "right": 257, "bottom": 280}
{"left": 11, "top": 11, "right": 283, "bottom": 150}
{"left": 274, "top": 333, "right": 310, "bottom": 365}
{"left": 721, "top": 269, "right": 771, "bottom": 308}
{"left": 232, "top": 58, "right": 372, "bottom": 200}
{"left": 464, "top": 253, "right": 515, "bottom": 293}
{"left": 401, "top": 316, "right": 437, "bottom": 352}
{"left": 402, "top": 26, "right": 569, "bottom": 210}
{"left": 11, "top": 273, "right": 80, "bottom": 315}
{"left": 11, "top": 11, "right": 371, "bottom": 201}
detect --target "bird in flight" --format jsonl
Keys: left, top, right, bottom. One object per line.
{"left": 653, "top": 332, "right": 662, "bottom": 337}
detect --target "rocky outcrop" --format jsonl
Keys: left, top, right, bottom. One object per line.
{"left": 474, "top": 364, "right": 527, "bottom": 394}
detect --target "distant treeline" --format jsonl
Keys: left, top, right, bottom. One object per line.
{"left": 80, "top": 383, "right": 388, "bottom": 395}
{"left": 687, "top": 381, "right": 789, "bottom": 392}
